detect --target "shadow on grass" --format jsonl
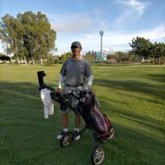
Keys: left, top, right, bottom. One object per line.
{"left": 94, "top": 79, "right": 164, "bottom": 100}
{"left": 0, "top": 81, "right": 39, "bottom": 104}
{"left": 109, "top": 104, "right": 165, "bottom": 135}
{"left": 146, "top": 74, "right": 165, "bottom": 84}
{"left": 0, "top": 81, "right": 165, "bottom": 165}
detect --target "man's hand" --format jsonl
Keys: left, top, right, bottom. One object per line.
{"left": 56, "top": 88, "right": 62, "bottom": 94}
{"left": 83, "top": 84, "right": 90, "bottom": 91}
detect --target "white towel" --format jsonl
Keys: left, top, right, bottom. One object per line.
{"left": 40, "top": 88, "right": 54, "bottom": 119}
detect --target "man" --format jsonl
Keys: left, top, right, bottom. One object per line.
{"left": 56, "top": 41, "right": 94, "bottom": 140}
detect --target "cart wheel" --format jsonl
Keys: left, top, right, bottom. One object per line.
{"left": 91, "top": 145, "right": 105, "bottom": 165}
{"left": 60, "top": 132, "right": 74, "bottom": 147}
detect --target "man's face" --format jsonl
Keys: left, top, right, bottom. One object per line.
{"left": 71, "top": 46, "right": 81, "bottom": 58}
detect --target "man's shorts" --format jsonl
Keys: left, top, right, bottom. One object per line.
{"left": 59, "top": 86, "right": 83, "bottom": 114}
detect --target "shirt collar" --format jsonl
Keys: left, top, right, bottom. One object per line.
{"left": 70, "top": 57, "right": 81, "bottom": 61}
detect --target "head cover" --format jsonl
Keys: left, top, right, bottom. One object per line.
{"left": 71, "top": 41, "right": 82, "bottom": 49}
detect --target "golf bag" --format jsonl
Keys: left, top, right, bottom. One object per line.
{"left": 79, "top": 92, "right": 113, "bottom": 142}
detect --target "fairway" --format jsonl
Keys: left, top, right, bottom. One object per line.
{"left": 0, "top": 64, "right": 165, "bottom": 165}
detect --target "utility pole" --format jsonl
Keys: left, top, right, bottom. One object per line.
{"left": 99, "top": 30, "right": 104, "bottom": 56}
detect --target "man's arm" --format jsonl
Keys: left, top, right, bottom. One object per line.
{"left": 57, "top": 61, "right": 67, "bottom": 92}
{"left": 58, "top": 74, "right": 65, "bottom": 89}
{"left": 87, "top": 75, "right": 94, "bottom": 87}
{"left": 84, "top": 61, "right": 94, "bottom": 89}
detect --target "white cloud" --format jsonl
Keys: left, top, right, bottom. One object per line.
{"left": 69, "top": 24, "right": 165, "bottom": 52}
{"left": 118, "top": 0, "right": 147, "bottom": 16}
{"left": 48, "top": 13, "right": 92, "bottom": 32}
{"left": 47, "top": 11, "right": 110, "bottom": 33}
{"left": 115, "top": 0, "right": 150, "bottom": 23}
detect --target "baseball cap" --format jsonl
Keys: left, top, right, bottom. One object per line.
{"left": 71, "top": 41, "right": 82, "bottom": 49}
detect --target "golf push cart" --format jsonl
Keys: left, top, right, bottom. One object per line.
{"left": 37, "top": 71, "right": 114, "bottom": 165}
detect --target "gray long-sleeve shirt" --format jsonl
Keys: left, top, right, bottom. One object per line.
{"left": 60, "top": 57, "right": 92, "bottom": 87}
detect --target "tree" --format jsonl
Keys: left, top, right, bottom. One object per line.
{"left": 129, "top": 36, "right": 151, "bottom": 62}
{"left": 0, "top": 11, "right": 56, "bottom": 64}
{"left": 114, "top": 51, "right": 129, "bottom": 62}
{"left": 61, "top": 52, "right": 72, "bottom": 63}
{"left": 85, "top": 51, "right": 96, "bottom": 63}
{"left": 0, "top": 14, "right": 24, "bottom": 63}
{"left": 150, "top": 42, "right": 165, "bottom": 64}
{"left": 107, "top": 51, "right": 131, "bottom": 63}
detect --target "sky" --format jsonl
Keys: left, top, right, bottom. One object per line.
{"left": 0, "top": 0, "right": 165, "bottom": 54}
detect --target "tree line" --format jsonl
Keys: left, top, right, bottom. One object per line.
{"left": 0, "top": 11, "right": 56, "bottom": 64}
{"left": 84, "top": 38, "right": 165, "bottom": 65}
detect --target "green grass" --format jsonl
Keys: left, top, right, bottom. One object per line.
{"left": 0, "top": 64, "right": 165, "bottom": 165}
